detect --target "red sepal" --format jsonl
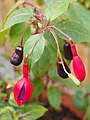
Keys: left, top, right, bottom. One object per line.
{"left": 71, "top": 44, "right": 77, "bottom": 56}
{"left": 14, "top": 77, "right": 33, "bottom": 106}
{"left": 72, "top": 56, "right": 86, "bottom": 81}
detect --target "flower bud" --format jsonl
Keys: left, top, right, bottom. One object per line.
{"left": 14, "top": 63, "right": 33, "bottom": 106}
{"left": 72, "top": 56, "right": 86, "bottom": 81}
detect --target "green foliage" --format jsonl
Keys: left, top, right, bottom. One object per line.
{"left": 21, "top": 104, "right": 47, "bottom": 120}
{"left": 2, "top": 8, "right": 34, "bottom": 30}
{"left": 47, "top": 87, "right": 62, "bottom": 109}
{"left": 73, "top": 90, "right": 89, "bottom": 111}
{"left": 10, "top": 22, "right": 31, "bottom": 47}
{"left": 67, "top": 2, "right": 90, "bottom": 32}
{"left": 31, "top": 47, "right": 50, "bottom": 77}
{"left": 45, "top": 1, "right": 69, "bottom": 21}
{"left": 87, "top": 106, "right": 90, "bottom": 120}
{"left": 32, "top": 79, "right": 44, "bottom": 98}
{"left": 2, "top": 0, "right": 26, "bottom": 29}
{"left": 24, "top": 34, "right": 45, "bottom": 68}
{"left": 55, "top": 20, "right": 90, "bottom": 42}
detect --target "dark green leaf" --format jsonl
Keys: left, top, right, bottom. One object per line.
{"left": 45, "top": 1, "right": 69, "bottom": 21}
{"left": 10, "top": 22, "right": 31, "bottom": 47}
{"left": 3, "top": 8, "right": 34, "bottom": 29}
{"left": 31, "top": 47, "right": 50, "bottom": 77}
{"left": 73, "top": 90, "right": 89, "bottom": 111}
{"left": 32, "top": 79, "right": 44, "bottom": 98}
{"left": 48, "top": 87, "right": 61, "bottom": 109}
{"left": 55, "top": 21, "right": 90, "bottom": 42}
{"left": 21, "top": 104, "right": 47, "bottom": 120}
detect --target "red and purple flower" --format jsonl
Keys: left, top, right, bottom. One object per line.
{"left": 14, "top": 63, "right": 33, "bottom": 106}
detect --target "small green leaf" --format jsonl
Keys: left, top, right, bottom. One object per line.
{"left": 3, "top": 8, "right": 34, "bottom": 29}
{"left": 55, "top": 21, "right": 90, "bottom": 42}
{"left": 32, "top": 79, "right": 44, "bottom": 98}
{"left": 73, "top": 90, "right": 89, "bottom": 111}
{"left": 24, "top": 34, "right": 45, "bottom": 68}
{"left": 2, "top": 0, "right": 26, "bottom": 28}
{"left": 45, "top": 2, "right": 69, "bottom": 21}
{"left": 10, "top": 22, "right": 31, "bottom": 47}
{"left": 21, "top": 104, "right": 47, "bottom": 120}
{"left": 48, "top": 87, "right": 61, "bottom": 109}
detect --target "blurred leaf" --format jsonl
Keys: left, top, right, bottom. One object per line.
{"left": 44, "top": 0, "right": 76, "bottom": 5}
{"left": 0, "top": 101, "right": 7, "bottom": 108}
{"left": 85, "top": 84, "right": 90, "bottom": 94}
{"left": 10, "top": 22, "right": 31, "bottom": 47}
{"left": 0, "top": 108, "right": 13, "bottom": 120}
{"left": 2, "top": 8, "right": 34, "bottom": 29}
{"left": 2, "top": 0, "right": 26, "bottom": 28}
{"left": 73, "top": 90, "right": 89, "bottom": 111}
{"left": 0, "top": 29, "right": 10, "bottom": 44}
{"left": 67, "top": 2, "right": 90, "bottom": 32}
{"left": 32, "top": 79, "right": 44, "bottom": 98}
{"left": 20, "top": 104, "right": 47, "bottom": 120}
{"left": 55, "top": 21, "right": 90, "bottom": 42}
{"left": 45, "top": 1, "right": 69, "bottom": 21}
{"left": 0, "top": 93, "right": 7, "bottom": 98}
{"left": 87, "top": 106, "right": 90, "bottom": 120}
{"left": 24, "top": 34, "right": 45, "bottom": 68}
{"left": 32, "top": 47, "right": 50, "bottom": 77}
{"left": 48, "top": 87, "right": 61, "bottom": 109}
{"left": 9, "top": 92, "right": 18, "bottom": 108}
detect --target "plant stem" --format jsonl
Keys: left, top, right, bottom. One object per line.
{"left": 46, "top": 25, "right": 73, "bottom": 43}
{"left": 49, "top": 28, "right": 69, "bottom": 75}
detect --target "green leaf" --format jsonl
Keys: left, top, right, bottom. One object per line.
{"left": 3, "top": 8, "right": 34, "bottom": 29}
{"left": 8, "top": 92, "right": 18, "bottom": 108}
{"left": 32, "top": 79, "right": 44, "bottom": 98}
{"left": 44, "top": 0, "right": 76, "bottom": 5}
{"left": 67, "top": 2, "right": 90, "bottom": 32}
{"left": 45, "top": 0, "right": 67, "bottom": 5}
{"left": 31, "top": 47, "right": 50, "bottom": 77}
{"left": 87, "top": 106, "right": 90, "bottom": 120}
{"left": 0, "top": 108, "right": 13, "bottom": 120}
{"left": 21, "top": 104, "right": 47, "bottom": 120}
{"left": 0, "top": 93, "right": 7, "bottom": 98}
{"left": 48, "top": 87, "right": 61, "bottom": 109}
{"left": 24, "top": 34, "right": 45, "bottom": 68}
{"left": 55, "top": 21, "right": 90, "bottom": 42}
{"left": 10, "top": 22, "right": 31, "bottom": 47}
{"left": 45, "top": 1, "right": 69, "bottom": 21}
{"left": 73, "top": 90, "right": 89, "bottom": 111}
{"left": 2, "top": 0, "right": 26, "bottom": 28}
{"left": 0, "top": 29, "right": 10, "bottom": 44}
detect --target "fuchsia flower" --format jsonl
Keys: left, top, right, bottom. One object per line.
{"left": 14, "top": 63, "right": 33, "bottom": 106}
{"left": 71, "top": 44, "right": 86, "bottom": 81}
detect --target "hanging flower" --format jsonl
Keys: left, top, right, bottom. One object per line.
{"left": 71, "top": 44, "right": 86, "bottom": 81}
{"left": 14, "top": 63, "right": 33, "bottom": 106}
